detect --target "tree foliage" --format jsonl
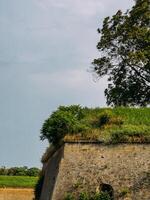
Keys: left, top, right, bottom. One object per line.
{"left": 92, "top": 0, "right": 150, "bottom": 106}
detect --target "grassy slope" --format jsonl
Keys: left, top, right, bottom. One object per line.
{"left": 64, "top": 107, "right": 150, "bottom": 143}
{"left": 0, "top": 176, "right": 38, "bottom": 188}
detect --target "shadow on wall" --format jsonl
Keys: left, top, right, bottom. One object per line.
{"left": 40, "top": 145, "right": 64, "bottom": 200}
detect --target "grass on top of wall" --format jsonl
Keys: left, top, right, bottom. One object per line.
{"left": 64, "top": 107, "right": 150, "bottom": 144}
{"left": 0, "top": 176, "right": 38, "bottom": 188}
{"left": 41, "top": 106, "right": 150, "bottom": 145}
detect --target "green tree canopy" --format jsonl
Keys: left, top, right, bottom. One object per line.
{"left": 92, "top": 0, "right": 150, "bottom": 106}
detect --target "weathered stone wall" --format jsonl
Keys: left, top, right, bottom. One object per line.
{"left": 41, "top": 143, "right": 150, "bottom": 200}
{"left": 40, "top": 146, "right": 64, "bottom": 200}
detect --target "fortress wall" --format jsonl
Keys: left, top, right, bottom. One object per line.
{"left": 40, "top": 145, "right": 64, "bottom": 200}
{"left": 41, "top": 143, "right": 150, "bottom": 200}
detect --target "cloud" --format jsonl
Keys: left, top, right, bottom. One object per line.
{"left": 35, "top": 0, "right": 104, "bottom": 16}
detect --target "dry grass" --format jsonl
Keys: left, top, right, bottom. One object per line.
{"left": 0, "top": 188, "right": 34, "bottom": 200}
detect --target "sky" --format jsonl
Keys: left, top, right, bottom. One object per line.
{"left": 0, "top": 0, "right": 134, "bottom": 168}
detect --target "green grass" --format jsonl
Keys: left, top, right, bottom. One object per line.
{"left": 112, "top": 107, "right": 150, "bottom": 125}
{"left": 64, "top": 107, "right": 150, "bottom": 144}
{"left": 83, "top": 107, "right": 150, "bottom": 125}
{"left": 0, "top": 176, "right": 38, "bottom": 188}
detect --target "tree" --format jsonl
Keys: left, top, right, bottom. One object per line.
{"left": 92, "top": 0, "right": 150, "bottom": 106}
{"left": 27, "top": 167, "right": 40, "bottom": 177}
{"left": 0, "top": 166, "right": 40, "bottom": 176}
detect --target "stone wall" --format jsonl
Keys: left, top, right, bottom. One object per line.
{"left": 40, "top": 143, "right": 150, "bottom": 200}
{"left": 40, "top": 145, "right": 64, "bottom": 200}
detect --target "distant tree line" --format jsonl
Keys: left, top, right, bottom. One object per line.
{"left": 0, "top": 166, "right": 41, "bottom": 177}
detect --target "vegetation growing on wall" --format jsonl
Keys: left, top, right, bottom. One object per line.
{"left": 64, "top": 191, "right": 111, "bottom": 200}
{"left": 40, "top": 105, "right": 89, "bottom": 144}
{"left": 40, "top": 105, "right": 150, "bottom": 145}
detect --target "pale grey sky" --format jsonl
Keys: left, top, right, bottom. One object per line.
{"left": 0, "top": 0, "right": 134, "bottom": 167}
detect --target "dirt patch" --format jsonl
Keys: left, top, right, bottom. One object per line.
{"left": 0, "top": 188, "right": 34, "bottom": 200}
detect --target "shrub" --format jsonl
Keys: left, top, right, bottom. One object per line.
{"left": 40, "top": 105, "right": 89, "bottom": 145}
{"left": 79, "top": 192, "right": 89, "bottom": 200}
{"left": 64, "top": 193, "right": 75, "bottom": 200}
{"left": 92, "top": 192, "right": 111, "bottom": 200}
{"left": 64, "top": 192, "right": 111, "bottom": 200}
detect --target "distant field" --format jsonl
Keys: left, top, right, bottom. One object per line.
{"left": 0, "top": 176, "right": 38, "bottom": 188}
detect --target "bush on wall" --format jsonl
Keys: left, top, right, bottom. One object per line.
{"left": 40, "top": 105, "right": 89, "bottom": 145}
